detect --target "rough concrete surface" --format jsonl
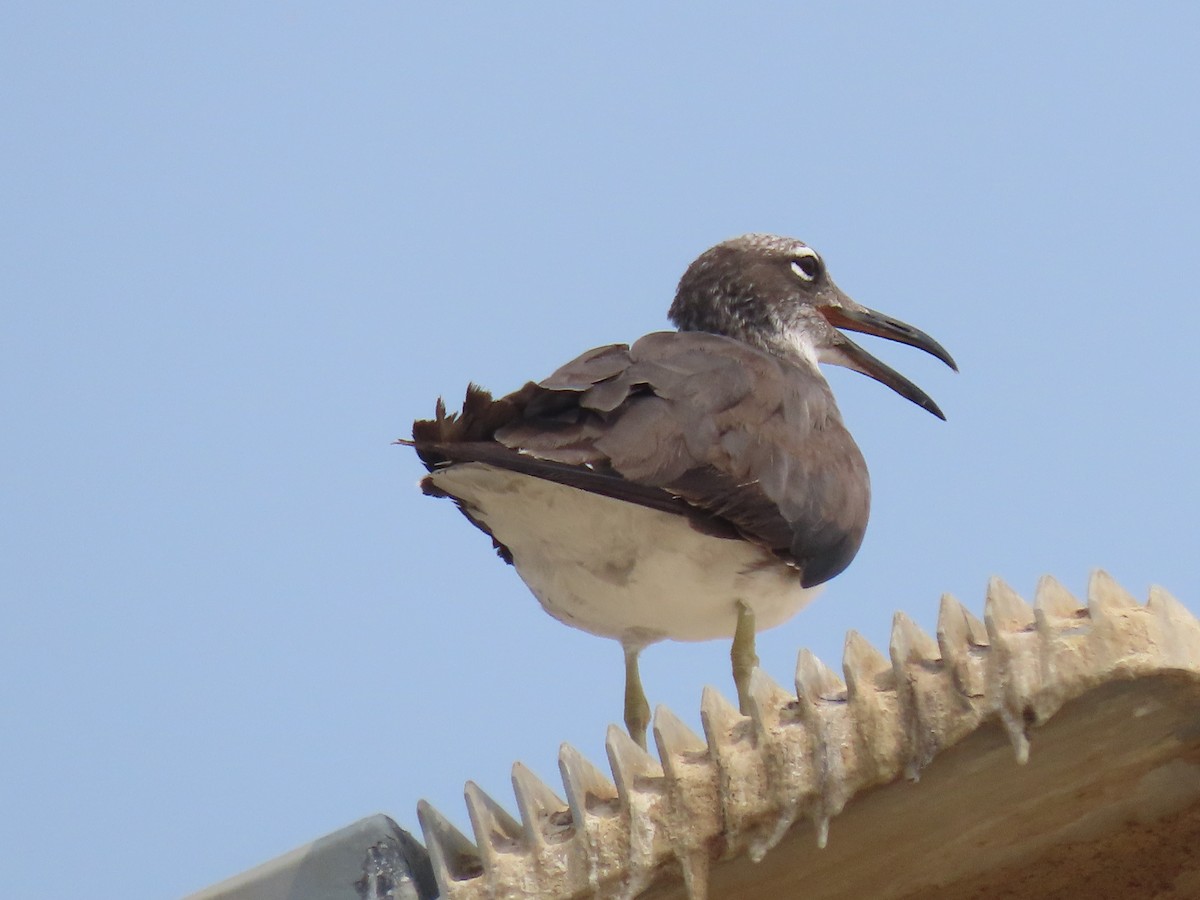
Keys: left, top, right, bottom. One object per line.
{"left": 653, "top": 677, "right": 1200, "bottom": 899}
{"left": 417, "top": 574, "right": 1200, "bottom": 899}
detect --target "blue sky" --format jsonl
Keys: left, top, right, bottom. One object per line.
{"left": 3, "top": 4, "right": 1198, "bottom": 897}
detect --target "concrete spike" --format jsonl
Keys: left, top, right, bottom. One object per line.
{"left": 795, "top": 648, "right": 846, "bottom": 704}
{"left": 891, "top": 613, "right": 944, "bottom": 780}
{"left": 603, "top": 723, "right": 664, "bottom": 899}
{"left": 653, "top": 709, "right": 717, "bottom": 900}
{"left": 605, "top": 723, "right": 662, "bottom": 808}
{"left": 463, "top": 781, "right": 523, "bottom": 863}
{"left": 1146, "top": 585, "right": 1200, "bottom": 667}
{"left": 983, "top": 579, "right": 1037, "bottom": 764}
{"left": 843, "top": 630, "right": 890, "bottom": 699}
{"left": 1034, "top": 574, "right": 1083, "bottom": 617}
{"left": 985, "top": 577, "right": 1034, "bottom": 634}
{"left": 745, "top": 667, "right": 793, "bottom": 733}
{"left": 417, "top": 798, "right": 484, "bottom": 890}
{"left": 559, "top": 744, "right": 619, "bottom": 896}
{"left": 891, "top": 611, "right": 940, "bottom": 666}
{"left": 1088, "top": 569, "right": 1139, "bottom": 614}
{"left": 701, "top": 683, "right": 768, "bottom": 856}
{"left": 512, "top": 762, "right": 571, "bottom": 849}
{"left": 700, "top": 685, "right": 745, "bottom": 751}
{"left": 1148, "top": 584, "right": 1194, "bottom": 622}
{"left": 559, "top": 743, "right": 619, "bottom": 825}
{"left": 936, "top": 594, "right": 987, "bottom": 699}
{"left": 653, "top": 705, "right": 708, "bottom": 771}
{"left": 937, "top": 593, "right": 988, "bottom": 650}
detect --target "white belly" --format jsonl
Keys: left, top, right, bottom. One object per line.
{"left": 428, "top": 463, "right": 821, "bottom": 647}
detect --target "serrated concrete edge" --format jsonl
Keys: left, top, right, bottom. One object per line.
{"left": 417, "top": 572, "right": 1200, "bottom": 900}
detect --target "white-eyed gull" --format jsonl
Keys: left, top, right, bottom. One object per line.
{"left": 407, "top": 234, "right": 956, "bottom": 748}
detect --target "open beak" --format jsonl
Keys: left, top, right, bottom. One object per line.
{"left": 819, "top": 301, "right": 957, "bottom": 420}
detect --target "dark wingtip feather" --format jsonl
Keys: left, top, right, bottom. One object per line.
{"left": 409, "top": 383, "right": 534, "bottom": 471}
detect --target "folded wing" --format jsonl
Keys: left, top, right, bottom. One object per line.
{"left": 411, "top": 331, "right": 870, "bottom": 587}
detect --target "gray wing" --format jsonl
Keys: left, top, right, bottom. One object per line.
{"left": 412, "top": 331, "right": 871, "bottom": 586}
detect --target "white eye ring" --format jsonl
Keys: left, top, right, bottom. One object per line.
{"left": 790, "top": 254, "right": 820, "bottom": 282}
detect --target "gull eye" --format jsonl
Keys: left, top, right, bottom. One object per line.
{"left": 790, "top": 253, "right": 822, "bottom": 282}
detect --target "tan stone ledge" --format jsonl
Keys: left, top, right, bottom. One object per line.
{"left": 419, "top": 572, "right": 1200, "bottom": 900}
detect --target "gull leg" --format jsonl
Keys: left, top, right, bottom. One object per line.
{"left": 623, "top": 643, "right": 651, "bottom": 750}
{"left": 731, "top": 600, "right": 759, "bottom": 714}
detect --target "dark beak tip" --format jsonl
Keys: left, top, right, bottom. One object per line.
{"left": 920, "top": 396, "right": 948, "bottom": 421}
{"left": 928, "top": 345, "right": 958, "bottom": 373}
